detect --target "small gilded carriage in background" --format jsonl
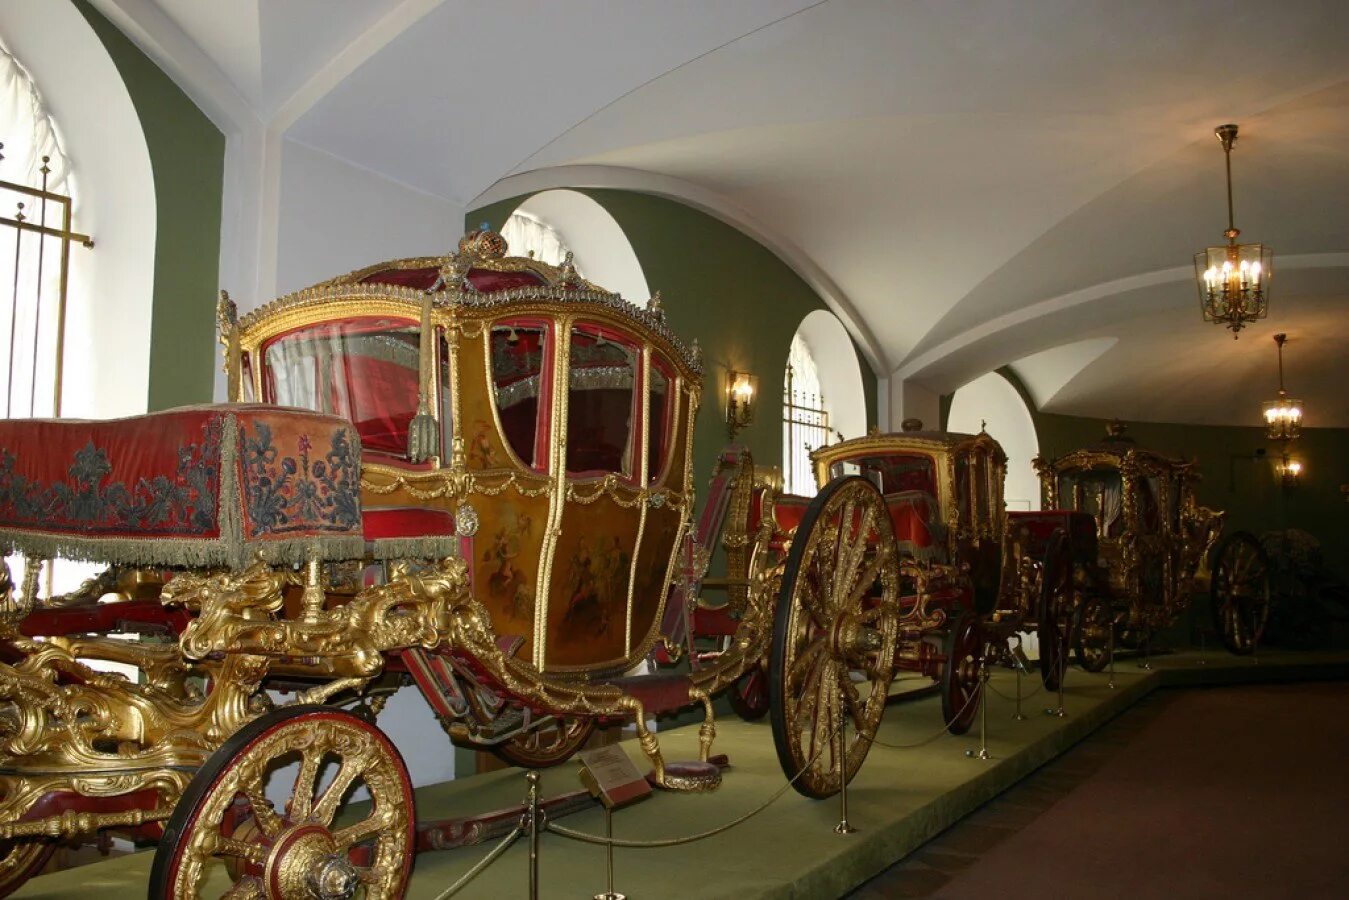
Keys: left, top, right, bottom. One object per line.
{"left": 1035, "top": 421, "right": 1272, "bottom": 660}
{"left": 744, "top": 421, "right": 1097, "bottom": 798}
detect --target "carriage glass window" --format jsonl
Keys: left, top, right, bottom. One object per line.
{"left": 262, "top": 318, "right": 425, "bottom": 458}
{"left": 647, "top": 356, "right": 674, "bottom": 484}
{"left": 830, "top": 454, "right": 937, "bottom": 498}
{"left": 490, "top": 322, "right": 548, "bottom": 468}
{"left": 1061, "top": 470, "right": 1125, "bottom": 538}
{"left": 567, "top": 325, "right": 637, "bottom": 476}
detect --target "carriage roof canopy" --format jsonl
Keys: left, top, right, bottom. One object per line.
{"left": 1035, "top": 421, "right": 1196, "bottom": 478}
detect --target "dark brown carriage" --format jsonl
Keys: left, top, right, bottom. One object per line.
{"left": 1036, "top": 422, "right": 1272, "bottom": 659}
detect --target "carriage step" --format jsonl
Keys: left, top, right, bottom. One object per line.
{"left": 649, "top": 758, "right": 725, "bottom": 792}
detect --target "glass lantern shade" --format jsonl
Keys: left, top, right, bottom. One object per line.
{"left": 1262, "top": 394, "right": 1303, "bottom": 441}
{"left": 1194, "top": 242, "right": 1272, "bottom": 333}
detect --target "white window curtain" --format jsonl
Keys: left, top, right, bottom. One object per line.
{"left": 783, "top": 334, "right": 833, "bottom": 496}
{"left": 0, "top": 39, "right": 99, "bottom": 608}
{"left": 0, "top": 37, "right": 74, "bottom": 420}
{"left": 501, "top": 210, "right": 580, "bottom": 272}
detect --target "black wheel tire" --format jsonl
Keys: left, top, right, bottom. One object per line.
{"left": 941, "top": 610, "right": 983, "bottom": 735}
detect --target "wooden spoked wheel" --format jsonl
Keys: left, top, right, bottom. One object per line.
{"left": 150, "top": 706, "right": 415, "bottom": 899}
{"left": 0, "top": 839, "right": 54, "bottom": 899}
{"left": 769, "top": 477, "right": 899, "bottom": 799}
{"left": 1073, "top": 593, "right": 1113, "bottom": 673}
{"left": 729, "top": 518, "right": 782, "bottom": 722}
{"left": 1037, "top": 530, "right": 1071, "bottom": 692}
{"left": 1210, "top": 531, "right": 1272, "bottom": 656}
{"left": 492, "top": 717, "right": 596, "bottom": 768}
{"left": 940, "top": 610, "right": 983, "bottom": 735}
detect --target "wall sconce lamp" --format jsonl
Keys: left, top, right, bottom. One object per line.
{"left": 1278, "top": 454, "right": 1303, "bottom": 488}
{"left": 726, "top": 370, "right": 758, "bottom": 439}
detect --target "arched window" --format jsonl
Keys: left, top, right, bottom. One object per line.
{"left": 501, "top": 209, "right": 575, "bottom": 269}
{"left": 783, "top": 311, "right": 867, "bottom": 496}
{"left": 783, "top": 333, "right": 829, "bottom": 495}
{"left": 948, "top": 372, "right": 1040, "bottom": 511}
{"left": 0, "top": 37, "right": 75, "bottom": 418}
{"left": 503, "top": 190, "right": 649, "bottom": 306}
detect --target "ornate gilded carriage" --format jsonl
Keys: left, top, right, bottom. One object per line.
{"left": 757, "top": 423, "right": 1096, "bottom": 797}
{"left": 1035, "top": 422, "right": 1271, "bottom": 658}
{"left": 0, "top": 229, "right": 780, "bottom": 898}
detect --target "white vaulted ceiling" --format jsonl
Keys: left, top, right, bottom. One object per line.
{"left": 100, "top": 0, "right": 1349, "bottom": 427}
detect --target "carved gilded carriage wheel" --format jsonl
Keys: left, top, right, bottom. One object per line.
{"left": 492, "top": 717, "right": 597, "bottom": 768}
{"left": 1038, "top": 530, "right": 1071, "bottom": 692}
{"left": 769, "top": 477, "right": 899, "bottom": 799}
{"left": 149, "top": 705, "right": 415, "bottom": 899}
{"left": 1210, "top": 531, "right": 1272, "bottom": 656}
{"left": 940, "top": 610, "right": 983, "bottom": 735}
{"left": 1073, "top": 593, "right": 1113, "bottom": 673}
{"left": 0, "top": 840, "right": 54, "bottom": 899}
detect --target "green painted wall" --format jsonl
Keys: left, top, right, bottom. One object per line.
{"left": 76, "top": 0, "right": 224, "bottom": 411}
{"left": 470, "top": 189, "right": 878, "bottom": 504}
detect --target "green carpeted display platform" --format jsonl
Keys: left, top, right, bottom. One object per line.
{"left": 15, "top": 648, "right": 1349, "bottom": 899}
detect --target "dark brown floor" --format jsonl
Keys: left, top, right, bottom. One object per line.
{"left": 850, "top": 682, "right": 1349, "bottom": 899}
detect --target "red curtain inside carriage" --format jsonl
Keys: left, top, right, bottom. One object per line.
{"left": 261, "top": 317, "right": 427, "bottom": 459}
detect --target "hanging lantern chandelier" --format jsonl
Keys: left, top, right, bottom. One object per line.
{"left": 1194, "top": 123, "right": 1272, "bottom": 336}
{"left": 1262, "top": 332, "right": 1303, "bottom": 441}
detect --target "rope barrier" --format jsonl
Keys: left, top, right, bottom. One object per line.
{"left": 546, "top": 720, "right": 845, "bottom": 849}
{"left": 862, "top": 678, "right": 982, "bottom": 750}
{"left": 430, "top": 824, "right": 524, "bottom": 899}
{"left": 480, "top": 635, "right": 1077, "bottom": 856}
{"left": 984, "top": 673, "right": 1044, "bottom": 703}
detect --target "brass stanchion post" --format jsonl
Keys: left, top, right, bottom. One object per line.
{"left": 1107, "top": 627, "right": 1116, "bottom": 690}
{"left": 1251, "top": 604, "right": 1260, "bottom": 665}
{"left": 526, "top": 771, "right": 540, "bottom": 900}
{"left": 965, "top": 660, "right": 991, "bottom": 760}
{"left": 594, "top": 805, "right": 624, "bottom": 900}
{"left": 1012, "top": 644, "right": 1026, "bottom": 722}
{"left": 834, "top": 707, "right": 856, "bottom": 834}
{"left": 1045, "top": 627, "right": 1066, "bottom": 718}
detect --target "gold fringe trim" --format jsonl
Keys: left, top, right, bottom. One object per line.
{"left": 0, "top": 531, "right": 369, "bottom": 570}
{"left": 366, "top": 536, "right": 459, "bottom": 561}
{"left": 0, "top": 411, "right": 370, "bottom": 570}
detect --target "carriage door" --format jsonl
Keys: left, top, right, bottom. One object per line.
{"left": 543, "top": 322, "right": 643, "bottom": 671}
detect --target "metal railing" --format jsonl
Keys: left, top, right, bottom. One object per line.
{"left": 782, "top": 363, "right": 837, "bottom": 495}
{"left": 0, "top": 142, "right": 92, "bottom": 419}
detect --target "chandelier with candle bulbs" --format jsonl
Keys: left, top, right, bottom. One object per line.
{"left": 1262, "top": 332, "right": 1303, "bottom": 441}
{"left": 1194, "top": 124, "right": 1272, "bottom": 336}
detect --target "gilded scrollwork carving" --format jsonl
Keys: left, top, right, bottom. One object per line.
{"left": 167, "top": 558, "right": 464, "bottom": 677}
